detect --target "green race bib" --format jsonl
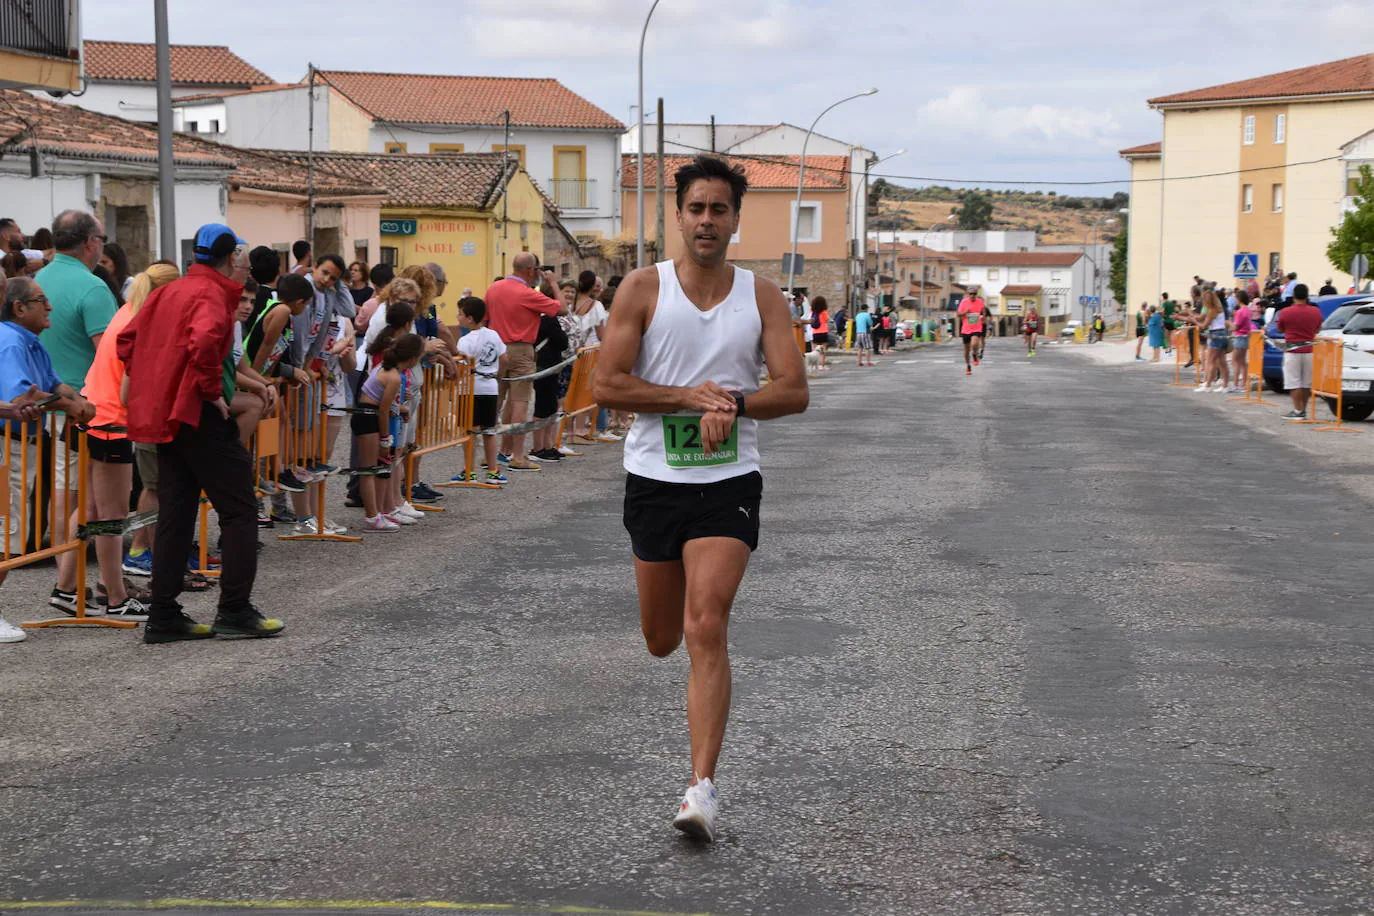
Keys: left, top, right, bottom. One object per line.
{"left": 662, "top": 415, "right": 738, "bottom": 469}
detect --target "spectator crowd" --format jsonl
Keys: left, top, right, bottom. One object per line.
{"left": 0, "top": 212, "right": 628, "bottom": 645}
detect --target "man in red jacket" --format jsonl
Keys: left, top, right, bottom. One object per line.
{"left": 118, "top": 223, "right": 284, "bottom": 644}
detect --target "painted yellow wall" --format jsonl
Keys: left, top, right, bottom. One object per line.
{"left": 1284, "top": 98, "right": 1374, "bottom": 290}
{"left": 621, "top": 188, "right": 850, "bottom": 262}
{"left": 1160, "top": 108, "right": 1241, "bottom": 298}
{"left": 380, "top": 173, "right": 547, "bottom": 323}
{"left": 328, "top": 89, "right": 373, "bottom": 152}
{"left": 0, "top": 50, "right": 79, "bottom": 93}
{"left": 1237, "top": 104, "right": 1288, "bottom": 269}
{"left": 1126, "top": 155, "right": 1162, "bottom": 320}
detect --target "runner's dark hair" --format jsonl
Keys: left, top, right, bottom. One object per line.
{"left": 316, "top": 253, "right": 346, "bottom": 274}
{"left": 292, "top": 239, "right": 311, "bottom": 261}
{"left": 275, "top": 273, "right": 314, "bottom": 304}
{"left": 674, "top": 155, "right": 748, "bottom": 211}
{"left": 249, "top": 245, "right": 280, "bottom": 284}
{"left": 382, "top": 333, "right": 424, "bottom": 370}
{"left": 576, "top": 269, "right": 597, "bottom": 296}
{"left": 368, "top": 301, "right": 416, "bottom": 357}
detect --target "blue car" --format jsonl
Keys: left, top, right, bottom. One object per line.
{"left": 1262, "top": 295, "right": 1374, "bottom": 392}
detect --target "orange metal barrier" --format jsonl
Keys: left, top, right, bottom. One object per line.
{"left": 1307, "top": 339, "right": 1362, "bottom": 433}
{"left": 556, "top": 347, "right": 602, "bottom": 451}
{"left": 793, "top": 325, "right": 806, "bottom": 353}
{"left": 1170, "top": 327, "right": 1199, "bottom": 387}
{"left": 7, "top": 415, "right": 135, "bottom": 630}
{"left": 1230, "top": 330, "right": 1266, "bottom": 404}
{"left": 277, "top": 377, "right": 363, "bottom": 538}
{"left": 411, "top": 358, "right": 499, "bottom": 494}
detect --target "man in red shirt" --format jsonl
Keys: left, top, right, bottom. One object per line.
{"left": 484, "top": 252, "right": 564, "bottom": 470}
{"left": 118, "top": 223, "right": 283, "bottom": 644}
{"left": 1275, "top": 283, "right": 1322, "bottom": 420}
{"left": 957, "top": 288, "right": 988, "bottom": 375}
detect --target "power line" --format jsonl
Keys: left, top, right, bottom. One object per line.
{"left": 653, "top": 138, "right": 1342, "bottom": 188}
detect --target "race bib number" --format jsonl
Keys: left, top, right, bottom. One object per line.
{"left": 662, "top": 415, "right": 738, "bottom": 469}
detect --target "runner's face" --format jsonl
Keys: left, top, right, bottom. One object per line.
{"left": 677, "top": 178, "right": 738, "bottom": 264}
{"left": 235, "top": 292, "right": 253, "bottom": 321}
{"left": 313, "top": 261, "right": 341, "bottom": 289}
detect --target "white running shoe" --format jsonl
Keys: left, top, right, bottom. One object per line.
{"left": 557, "top": 445, "right": 581, "bottom": 456}
{"left": 1193, "top": 384, "right": 1209, "bottom": 392}
{"left": 394, "top": 502, "right": 425, "bottom": 520}
{"left": 672, "top": 777, "right": 719, "bottom": 842}
{"left": 385, "top": 510, "right": 417, "bottom": 526}
{"left": 363, "top": 515, "right": 399, "bottom": 532}
{"left": 0, "top": 615, "right": 26, "bottom": 643}
{"left": 292, "top": 516, "right": 320, "bottom": 536}
{"left": 323, "top": 519, "right": 348, "bottom": 535}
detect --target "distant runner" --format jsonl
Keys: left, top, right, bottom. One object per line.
{"left": 596, "top": 154, "right": 809, "bottom": 842}
{"left": 1023, "top": 307, "right": 1041, "bottom": 357}
{"left": 958, "top": 287, "right": 988, "bottom": 374}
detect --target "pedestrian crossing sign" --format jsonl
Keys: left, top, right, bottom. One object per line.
{"left": 1233, "top": 253, "right": 1259, "bottom": 278}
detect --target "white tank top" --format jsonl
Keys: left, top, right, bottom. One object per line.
{"left": 623, "top": 260, "right": 764, "bottom": 484}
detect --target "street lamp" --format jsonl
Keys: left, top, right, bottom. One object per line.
{"left": 786, "top": 88, "right": 878, "bottom": 298}
{"left": 859, "top": 148, "right": 905, "bottom": 311}
{"left": 636, "top": 0, "right": 664, "bottom": 269}
{"left": 920, "top": 214, "right": 956, "bottom": 334}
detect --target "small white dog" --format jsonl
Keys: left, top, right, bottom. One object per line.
{"left": 804, "top": 348, "right": 821, "bottom": 376}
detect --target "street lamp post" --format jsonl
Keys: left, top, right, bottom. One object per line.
{"left": 920, "top": 214, "right": 955, "bottom": 335}
{"left": 859, "top": 148, "right": 905, "bottom": 312}
{"left": 636, "top": 0, "right": 664, "bottom": 269}
{"left": 786, "top": 88, "right": 878, "bottom": 298}
{"left": 1084, "top": 215, "right": 1117, "bottom": 330}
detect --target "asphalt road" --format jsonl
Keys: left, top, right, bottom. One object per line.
{"left": 3, "top": 338, "right": 1372, "bottom": 915}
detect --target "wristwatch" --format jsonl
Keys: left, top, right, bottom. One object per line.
{"left": 732, "top": 391, "right": 747, "bottom": 417}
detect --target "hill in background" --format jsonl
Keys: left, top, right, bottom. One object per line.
{"left": 870, "top": 182, "right": 1127, "bottom": 246}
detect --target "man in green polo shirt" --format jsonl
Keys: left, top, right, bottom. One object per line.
{"left": 1160, "top": 292, "right": 1178, "bottom": 354}
{"left": 35, "top": 210, "right": 117, "bottom": 391}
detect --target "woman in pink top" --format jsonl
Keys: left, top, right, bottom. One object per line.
{"left": 1229, "top": 289, "right": 1255, "bottom": 393}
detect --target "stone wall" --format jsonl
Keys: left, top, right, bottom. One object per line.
{"left": 733, "top": 257, "right": 851, "bottom": 305}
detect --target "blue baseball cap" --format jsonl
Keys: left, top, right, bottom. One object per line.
{"left": 192, "top": 223, "right": 246, "bottom": 262}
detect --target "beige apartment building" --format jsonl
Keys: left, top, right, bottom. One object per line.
{"left": 1122, "top": 53, "right": 1374, "bottom": 317}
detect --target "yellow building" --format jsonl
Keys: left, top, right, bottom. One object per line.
{"left": 1123, "top": 53, "right": 1374, "bottom": 321}
{"left": 272, "top": 151, "right": 558, "bottom": 323}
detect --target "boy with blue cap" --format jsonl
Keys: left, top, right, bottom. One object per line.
{"left": 118, "top": 224, "right": 285, "bottom": 644}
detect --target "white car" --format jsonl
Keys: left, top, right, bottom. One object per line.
{"left": 1060, "top": 320, "right": 1083, "bottom": 339}
{"left": 1317, "top": 304, "right": 1374, "bottom": 422}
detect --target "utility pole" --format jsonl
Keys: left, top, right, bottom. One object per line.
{"left": 153, "top": 0, "right": 176, "bottom": 263}
{"left": 306, "top": 63, "right": 316, "bottom": 246}
{"left": 502, "top": 109, "right": 510, "bottom": 274}
{"left": 655, "top": 96, "right": 665, "bottom": 262}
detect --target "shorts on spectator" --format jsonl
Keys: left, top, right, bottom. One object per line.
{"left": 813, "top": 333, "right": 831, "bottom": 347}
{"left": 1207, "top": 330, "right": 1229, "bottom": 350}
{"left": 1232, "top": 336, "right": 1249, "bottom": 350}
{"left": 350, "top": 408, "right": 381, "bottom": 437}
{"left": 1283, "top": 351, "right": 1313, "bottom": 390}
{"left": 500, "top": 343, "right": 536, "bottom": 403}
{"left": 134, "top": 442, "right": 158, "bottom": 492}
{"left": 87, "top": 432, "right": 133, "bottom": 464}
{"left": 473, "top": 394, "right": 498, "bottom": 431}
{"left": 533, "top": 374, "right": 559, "bottom": 420}
{"left": 856, "top": 332, "right": 873, "bottom": 351}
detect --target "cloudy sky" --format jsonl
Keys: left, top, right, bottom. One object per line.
{"left": 87, "top": 0, "right": 1374, "bottom": 192}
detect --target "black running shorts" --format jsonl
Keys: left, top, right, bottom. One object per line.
{"left": 623, "top": 470, "right": 762, "bottom": 562}
{"left": 473, "top": 394, "right": 498, "bottom": 431}
{"left": 961, "top": 332, "right": 984, "bottom": 343}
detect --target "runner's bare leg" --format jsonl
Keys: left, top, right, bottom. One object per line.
{"left": 681, "top": 536, "right": 750, "bottom": 782}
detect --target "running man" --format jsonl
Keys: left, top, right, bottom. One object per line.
{"left": 1023, "top": 306, "right": 1041, "bottom": 357}
{"left": 596, "top": 154, "right": 809, "bottom": 842}
{"left": 957, "top": 287, "right": 988, "bottom": 374}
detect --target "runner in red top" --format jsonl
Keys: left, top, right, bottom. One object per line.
{"left": 957, "top": 289, "right": 988, "bottom": 374}
{"left": 1023, "top": 306, "right": 1041, "bottom": 357}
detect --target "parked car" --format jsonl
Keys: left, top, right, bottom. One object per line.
{"left": 1316, "top": 304, "right": 1374, "bottom": 421}
{"left": 892, "top": 324, "right": 907, "bottom": 342}
{"left": 1261, "top": 295, "right": 1373, "bottom": 393}
{"left": 1060, "top": 319, "right": 1083, "bottom": 339}
{"left": 898, "top": 319, "right": 919, "bottom": 341}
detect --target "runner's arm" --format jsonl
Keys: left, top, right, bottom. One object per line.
{"left": 744, "top": 277, "right": 809, "bottom": 420}
{"left": 593, "top": 268, "right": 737, "bottom": 414}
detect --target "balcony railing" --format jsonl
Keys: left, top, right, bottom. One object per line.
{"left": 1, "top": 0, "right": 74, "bottom": 58}
{"left": 547, "top": 179, "right": 596, "bottom": 210}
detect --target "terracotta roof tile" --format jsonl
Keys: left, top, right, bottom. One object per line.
{"left": 83, "top": 40, "right": 273, "bottom": 87}
{"left": 948, "top": 251, "right": 1083, "bottom": 267}
{"left": 0, "top": 89, "right": 233, "bottom": 169}
{"left": 868, "top": 241, "right": 961, "bottom": 261}
{"left": 1000, "top": 284, "right": 1044, "bottom": 295}
{"left": 316, "top": 71, "right": 624, "bottom": 131}
{"left": 1119, "top": 141, "right": 1162, "bottom": 157}
{"left": 1148, "top": 53, "right": 1374, "bottom": 106}
{"left": 260, "top": 151, "right": 521, "bottom": 210}
{"left": 177, "top": 138, "right": 383, "bottom": 198}
{"left": 621, "top": 154, "right": 850, "bottom": 190}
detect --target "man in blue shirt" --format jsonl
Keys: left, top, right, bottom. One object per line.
{"left": 854, "top": 304, "right": 876, "bottom": 367}
{"left": 0, "top": 277, "right": 92, "bottom": 421}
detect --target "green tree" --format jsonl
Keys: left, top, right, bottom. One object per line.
{"left": 956, "top": 191, "right": 994, "bottom": 230}
{"left": 1328, "top": 164, "right": 1374, "bottom": 278}
{"left": 1108, "top": 217, "right": 1128, "bottom": 305}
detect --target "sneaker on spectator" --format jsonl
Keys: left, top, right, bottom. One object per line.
{"left": 363, "top": 515, "right": 399, "bottom": 533}
{"left": 276, "top": 469, "right": 307, "bottom": 492}
{"left": 292, "top": 465, "right": 324, "bottom": 484}
{"left": 122, "top": 550, "right": 153, "bottom": 577}
{"left": 394, "top": 502, "right": 425, "bottom": 520}
{"left": 211, "top": 607, "right": 285, "bottom": 639}
{"left": 0, "top": 615, "right": 25, "bottom": 643}
{"left": 557, "top": 445, "right": 582, "bottom": 456}
{"left": 1282, "top": 409, "right": 1305, "bottom": 420}
{"left": 323, "top": 519, "right": 348, "bottom": 535}
{"left": 292, "top": 517, "right": 321, "bottom": 536}
{"left": 411, "top": 482, "right": 443, "bottom": 503}
{"left": 258, "top": 512, "right": 275, "bottom": 529}
{"left": 143, "top": 612, "right": 215, "bottom": 644}
{"left": 100, "top": 596, "right": 150, "bottom": 622}
{"left": 485, "top": 470, "right": 508, "bottom": 485}
{"left": 595, "top": 432, "right": 623, "bottom": 443}
{"left": 507, "top": 459, "right": 541, "bottom": 471}
{"left": 49, "top": 586, "right": 100, "bottom": 617}
{"left": 307, "top": 461, "right": 337, "bottom": 476}
{"left": 385, "top": 510, "right": 418, "bottom": 526}
{"left": 187, "top": 551, "right": 221, "bottom": 572}
{"left": 343, "top": 495, "right": 363, "bottom": 508}
{"left": 497, "top": 453, "right": 511, "bottom": 464}
{"left": 256, "top": 477, "right": 278, "bottom": 495}
{"left": 270, "top": 511, "right": 298, "bottom": 527}
{"left": 449, "top": 470, "right": 477, "bottom": 483}
{"left": 99, "top": 577, "right": 151, "bottom": 602}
